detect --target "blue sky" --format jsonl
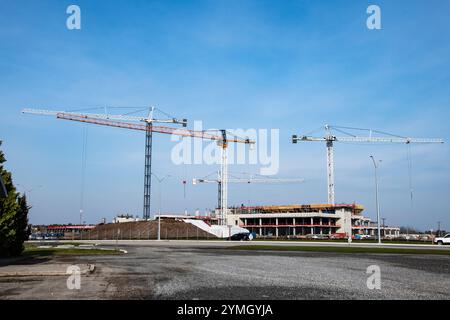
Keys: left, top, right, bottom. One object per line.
{"left": 0, "top": 0, "right": 449, "bottom": 230}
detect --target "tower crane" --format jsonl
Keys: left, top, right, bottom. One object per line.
{"left": 193, "top": 172, "right": 305, "bottom": 210}
{"left": 22, "top": 108, "right": 254, "bottom": 224}
{"left": 23, "top": 107, "right": 186, "bottom": 220}
{"left": 292, "top": 125, "right": 444, "bottom": 205}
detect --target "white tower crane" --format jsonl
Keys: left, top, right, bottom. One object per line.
{"left": 292, "top": 125, "right": 444, "bottom": 205}
{"left": 193, "top": 172, "right": 305, "bottom": 211}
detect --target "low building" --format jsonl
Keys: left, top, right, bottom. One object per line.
{"left": 46, "top": 224, "right": 96, "bottom": 235}
{"left": 227, "top": 204, "right": 399, "bottom": 238}
{"left": 113, "top": 214, "right": 140, "bottom": 223}
{"left": 352, "top": 216, "right": 400, "bottom": 238}
{"left": 29, "top": 224, "right": 96, "bottom": 239}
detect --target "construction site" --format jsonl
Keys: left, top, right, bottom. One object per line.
{"left": 21, "top": 108, "right": 442, "bottom": 243}
{"left": 2, "top": 1, "right": 450, "bottom": 307}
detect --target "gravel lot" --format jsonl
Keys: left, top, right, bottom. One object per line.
{"left": 0, "top": 244, "right": 449, "bottom": 300}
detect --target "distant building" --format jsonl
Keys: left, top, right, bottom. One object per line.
{"left": 227, "top": 204, "right": 400, "bottom": 238}
{"left": 113, "top": 214, "right": 140, "bottom": 223}
{"left": 46, "top": 224, "right": 95, "bottom": 234}
{"left": 29, "top": 224, "right": 95, "bottom": 240}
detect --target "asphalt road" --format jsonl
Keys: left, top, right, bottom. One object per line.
{"left": 39, "top": 239, "right": 450, "bottom": 250}
{"left": 0, "top": 241, "right": 449, "bottom": 300}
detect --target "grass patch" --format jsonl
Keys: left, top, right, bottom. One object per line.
{"left": 230, "top": 245, "right": 450, "bottom": 255}
{"left": 253, "top": 238, "right": 433, "bottom": 245}
{"left": 23, "top": 246, "right": 123, "bottom": 257}
{"left": 28, "top": 241, "right": 99, "bottom": 245}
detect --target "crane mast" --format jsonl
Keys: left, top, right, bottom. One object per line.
{"left": 144, "top": 122, "right": 152, "bottom": 220}
{"left": 219, "top": 130, "right": 228, "bottom": 225}
{"left": 293, "top": 125, "right": 444, "bottom": 205}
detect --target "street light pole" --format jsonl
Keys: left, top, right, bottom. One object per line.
{"left": 370, "top": 156, "right": 382, "bottom": 245}
{"left": 152, "top": 173, "right": 171, "bottom": 241}
{"left": 437, "top": 221, "right": 441, "bottom": 238}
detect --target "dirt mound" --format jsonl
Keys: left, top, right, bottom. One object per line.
{"left": 73, "top": 219, "right": 217, "bottom": 240}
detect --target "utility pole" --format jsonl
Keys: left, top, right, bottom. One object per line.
{"left": 382, "top": 217, "right": 386, "bottom": 238}
{"left": 370, "top": 156, "right": 382, "bottom": 245}
{"left": 437, "top": 221, "right": 441, "bottom": 237}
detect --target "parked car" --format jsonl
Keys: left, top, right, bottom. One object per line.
{"left": 434, "top": 234, "right": 450, "bottom": 245}
{"left": 356, "top": 234, "right": 373, "bottom": 240}
{"left": 230, "top": 232, "right": 251, "bottom": 241}
{"left": 330, "top": 233, "right": 347, "bottom": 239}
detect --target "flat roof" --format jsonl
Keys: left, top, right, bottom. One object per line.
{"left": 232, "top": 204, "right": 364, "bottom": 211}
{"left": 47, "top": 225, "right": 96, "bottom": 230}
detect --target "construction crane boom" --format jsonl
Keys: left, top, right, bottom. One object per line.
{"left": 55, "top": 113, "right": 250, "bottom": 143}
{"left": 21, "top": 108, "right": 177, "bottom": 123}
{"left": 294, "top": 136, "right": 443, "bottom": 144}
{"left": 292, "top": 125, "right": 444, "bottom": 205}
{"left": 193, "top": 178, "right": 305, "bottom": 184}
{"left": 193, "top": 173, "right": 304, "bottom": 210}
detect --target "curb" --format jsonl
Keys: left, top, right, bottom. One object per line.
{"left": 0, "top": 264, "right": 96, "bottom": 278}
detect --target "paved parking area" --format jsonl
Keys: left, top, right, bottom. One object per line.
{"left": 0, "top": 242, "right": 449, "bottom": 300}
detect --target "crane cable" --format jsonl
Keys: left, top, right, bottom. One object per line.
{"left": 407, "top": 144, "right": 414, "bottom": 205}
{"left": 183, "top": 148, "right": 187, "bottom": 215}
{"left": 80, "top": 125, "right": 88, "bottom": 225}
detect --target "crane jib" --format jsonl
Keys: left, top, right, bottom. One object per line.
{"left": 56, "top": 113, "right": 254, "bottom": 144}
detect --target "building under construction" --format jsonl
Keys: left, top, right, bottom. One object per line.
{"left": 226, "top": 204, "right": 399, "bottom": 238}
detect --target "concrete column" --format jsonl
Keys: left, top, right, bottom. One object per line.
{"left": 259, "top": 218, "right": 262, "bottom": 226}
{"left": 311, "top": 217, "right": 314, "bottom": 225}
{"left": 311, "top": 227, "right": 314, "bottom": 234}
{"left": 293, "top": 218, "right": 296, "bottom": 226}
{"left": 276, "top": 218, "right": 278, "bottom": 226}
{"left": 320, "top": 217, "right": 322, "bottom": 225}
{"left": 293, "top": 227, "right": 296, "bottom": 235}
{"left": 259, "top": 227, "right": 262, "bottom": 235}
{"left": 276, "top": 227, "right": 279, "bottom": 237}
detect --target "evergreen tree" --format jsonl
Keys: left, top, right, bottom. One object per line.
{"left": 0, "top": 141, "right": 31, "bottom": 256}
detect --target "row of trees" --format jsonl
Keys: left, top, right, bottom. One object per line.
{"left": 0, "top": 141, "right": 30, "bottom": 256}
